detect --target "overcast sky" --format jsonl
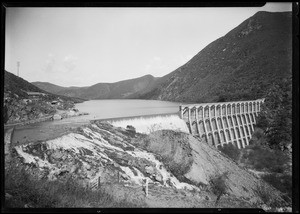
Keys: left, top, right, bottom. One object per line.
{"left": 5, "top": 3, "right": 292, "bottom": 87}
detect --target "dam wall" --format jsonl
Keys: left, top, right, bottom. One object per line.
{"left": 179, "top": 99, "right": 265, "bottom": 149}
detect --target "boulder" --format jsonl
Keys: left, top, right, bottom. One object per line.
{"left": 51, "top": 151, "right": 64, "bottom": 160}
{"left": 145, "top": 165, "right": 155, "bottom": 175}
{"left": 52, "top": 114, "right": 62, "bottom": 120}
{"left": 154, "top": 173, "right": 163, "bottom": 182}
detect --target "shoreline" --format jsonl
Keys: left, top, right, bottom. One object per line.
{"left": 4, "top": 109, "right": 89, "bottom": 129}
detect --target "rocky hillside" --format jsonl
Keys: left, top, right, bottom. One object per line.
{"left": 11, "top": 121, "right": 290, "bottom": 209}
{"left": 137, "top": 11, "right": 292, "bottom": 103}
{"left": 3, "top": 70, "right": 85, "bottom": 124}
{"left": 32, "top": 74, "right": 159, "bottom": 100}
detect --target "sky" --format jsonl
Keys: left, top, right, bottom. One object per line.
{"left": 5, "top": 3, "right": 292, "bottom": 87}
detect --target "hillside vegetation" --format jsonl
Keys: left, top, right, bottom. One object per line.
{"left": 137, "top": 12, "right": 292, "bottom": 103}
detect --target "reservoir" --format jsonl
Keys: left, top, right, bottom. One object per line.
{"left": 11, "top": 99, "right": 185, "bottom": 145}
{"left": 75, "top": 99, "right": 183, "bottom": 121}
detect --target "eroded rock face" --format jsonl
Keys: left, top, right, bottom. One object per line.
{"left": 14, "top": 121, "right": 198, "bottom": 192}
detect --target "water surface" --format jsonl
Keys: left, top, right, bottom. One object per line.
{"left": 75, "top": 99, "right": 183, "bottom": 121}
{"left": 11, "top": 99, "right": 184, "bottom": 145}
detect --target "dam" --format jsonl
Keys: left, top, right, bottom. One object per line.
{"left": 179, "top": 99, "right": 265, "bottom": 149}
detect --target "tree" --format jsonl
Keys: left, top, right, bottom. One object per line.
{"left": 256, "top": 77, "right": 292, "bottom": 150}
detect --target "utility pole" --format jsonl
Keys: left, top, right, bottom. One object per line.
{"left": 17, "top": 61, "right": 20, "bottom": 77}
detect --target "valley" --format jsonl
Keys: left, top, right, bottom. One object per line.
{"left": 3, "top": 9, "right": 294, "bottom": 212}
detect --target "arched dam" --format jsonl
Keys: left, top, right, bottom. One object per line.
{"left": 179, "top": 99, "right": 265, "bottom": 149}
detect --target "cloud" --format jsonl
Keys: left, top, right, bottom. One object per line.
{"left": 63, "top": 55, "right": 78, "bottom": 73}
{"left": 44, "top": 54, "right": 56, "bottom": 73}
{"left": 43, "top": 54, "right": 79, "bottom": 74}
{"left": 145, "top": 56, "right": 167, "bottom": 72}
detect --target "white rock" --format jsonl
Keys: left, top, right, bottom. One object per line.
{"left": 52, "top": 114, "right": 62, "bottom": 120}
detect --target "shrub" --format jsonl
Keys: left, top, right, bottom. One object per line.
{"left": 218, "top": 143, "right": 240, "bottom": 162}
{"left": 253, "top": 182, "right": 285, "bottom": 208}
{"left": 209, "top": 172, "right": 228, "bottom": 205}
{"left": 240, "top": 142, "right": 290, "bottom": 174}
{"left": 262, "top": 173, "right": 292, "bottom": 200}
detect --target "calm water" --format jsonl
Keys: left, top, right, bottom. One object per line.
{"left": 75, "top": 99, "right": 183, "bottom": 121}
{"left": 11, "top": 99, "right": 184, "bottom": 144}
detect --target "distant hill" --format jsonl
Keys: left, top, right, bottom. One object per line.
{"left": 32, "top": 74, "right": 159, "bottom": 100}
{"left": 4, "top": 70, "right": 85, "bottom": 103}
{"left": 31, "top": 82, "right": 69, "bottom": 94}
{"left": 137, "top": 11, "right": 292, "bottom": 103}
{"left": 4, "top": 70, "right": 86, "bottom": 124}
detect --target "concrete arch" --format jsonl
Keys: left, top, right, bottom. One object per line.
{"left": 240, "top": 126, "right": 245, "bottom": 136}
{"left": 222, "top": 104, "right": 226, "bottom": 115}
{"left": 207, "top": 133, "right": 215, "bottom": 146}
{"left": 228, "top": 116, "right": 234, "bottom": 127}
{"left": 246, "top": 114, "right": 251, "bottom": 124}
{"left": 236, "top": 103, "right": 241, "bottom": 114}
{"left": 245, "top": 126, "right": 249, "bottom": 135}
{"left": 223, "top": 117, "right": 229, "bottom": 128}
{"left": 231, "top": 128, "right": 236, "bottom": 140}
{"left": 236, "top": 127, "right": 241, "bottom": 138}
{"left": 220, "top": 130, "right": 226, "bottom": 143}
{"left": 197, "top": 107, "right": 203, "bottom": 120}
{"left": 249, "top": 102, "right": 253, "bottom": 112}
{"left": 199, "top": 121, "right": 205, "bottom": 133}
{"left": 241, "top": 103, "right": 245, "bottom": 113}
{"left": 226, "top": 129, "right": 231, "bottom": 141}
{"left": 232, "top": 115, "right": 238, "bottom": 126}
{"left": 205, "top": 120, "right": 212, "bottom": 132}
{"left": 227, "top": 104, "right": 231, "bottom": 115}
{"left": 241, "top": 114, "right": 246, "bottom": 124}
{"left": 217, "top": 117, "right": 223, "bottom": 129}
{"left": 204, "top": 106, "right": 210, "bottom": 118}
{"left": 232, "top": 103, "right": 236, "bottom": 114}
{"left": 216, "top": 105, "right": 222, "bottom": 117}
{"left": 245, "top": 103, "right": 249, "bottom": 112}
{"left": 250, "top": 113, "right": 255, "bottom": 123}
{"left": 211, "top": 118, "right": 217, "bottom": 131}
{"left": 210, "top": 105, "right": 215, "bottom": 117}
{"left": 253, "top": 102, "right": 257, "bottom": 112}
{"left": 214, "top": 132, "right": 220, "bottom": 146}
{"left": 237, "top": 115, "right": 242, "bottom": 125}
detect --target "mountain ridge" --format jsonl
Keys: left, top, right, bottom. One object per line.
{"left": 137, "top": 11, "right": 292, "bottom": 103}
{"left": 32, "top": 74, "right": 159, "bottom": 100}
{"left": 32, "top": 11, "right": 292, "bottom": 104}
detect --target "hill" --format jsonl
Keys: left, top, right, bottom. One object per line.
{"left": 4, "top": 70, "right": 85, "bottom": 103}
{"left": 137, "top": 11, "right": 292, "bottom": 103}
{"left": 4, "top": 70, "right": 85, "bottom": 124}
{"left": 32, "top": 74, "right": 159, "bottom": 100}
